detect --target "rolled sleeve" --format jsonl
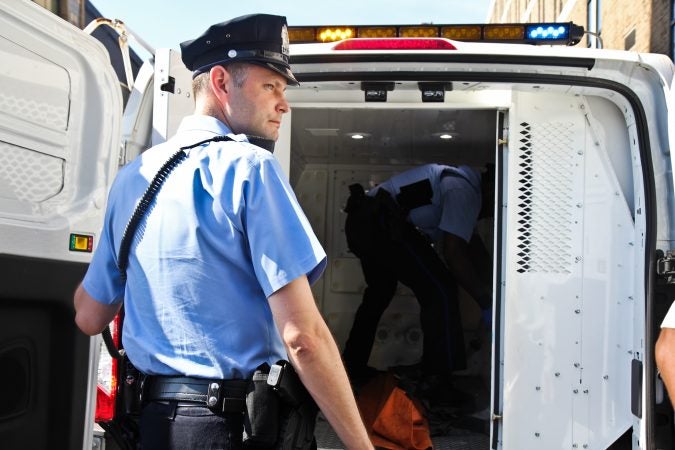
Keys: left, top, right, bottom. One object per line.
{"left": 243, "top": 155, "right": 326, "bottom": 297}
{"left": 82, "top": 201, "right": 125, "bottom": 305}
{"left": 663, "top": 302, "right": 675, "bottom": 328}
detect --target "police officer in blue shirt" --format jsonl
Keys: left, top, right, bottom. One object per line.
{"left": 342, "top": 163, "right": 494, "bottom": 399}
{"left": 73, "top": 14, "right": 372, "bottom": 450}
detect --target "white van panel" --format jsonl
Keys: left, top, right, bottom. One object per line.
{"left": 0, "top": 0, "right": 122, "bottom": 262}
{"left": 501, "top": 91, "right": 635, "bottom": 450}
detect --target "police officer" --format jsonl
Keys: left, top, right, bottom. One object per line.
{"left": 656, "top": 303, "right": 675, "bottom": 403}
{"left": 342, "top": 163, "right": 493, "bottom": 394}
{"left": 73, "top": 14, "right": 372, "bottom": 450}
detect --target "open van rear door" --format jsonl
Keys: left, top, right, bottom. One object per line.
{"left": 0, "top": 1, "right": 122, "bottom": 449}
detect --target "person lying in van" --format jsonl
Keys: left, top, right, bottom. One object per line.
{"left": 341, "top": 163, "right": 494, "bottom": 401}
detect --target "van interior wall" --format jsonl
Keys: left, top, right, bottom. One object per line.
{"left": 0, "top": 255, "right": 90, "bottom": 450}
{"left": 290, "top": 107, "right": 497, "bottom": 372}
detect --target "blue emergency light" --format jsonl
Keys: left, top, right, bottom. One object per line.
{"left": 524, "top": 23, "right": 583, "bottom": 45}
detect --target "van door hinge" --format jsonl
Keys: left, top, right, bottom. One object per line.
{"left": 656, "top": 250, "right": 675, "bottom": 282}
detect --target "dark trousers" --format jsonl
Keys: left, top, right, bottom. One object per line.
{"left": 140, "top": 401, "right": 244, "bottom": 450}
{"left": 342, "top": 188, "right": 466, "bottom": 378}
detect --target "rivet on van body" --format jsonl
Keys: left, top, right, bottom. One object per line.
{"left": 573, "top": 389, "right": 579, "bottom": 394}
{"left": 583, "top": 389, "right": 589, "bottom": 394}
{"left": 574, "top": 309, "right": 581, "bottom": 314}
{"left": 555, "top": 372, "right": 560, "bottom": 377}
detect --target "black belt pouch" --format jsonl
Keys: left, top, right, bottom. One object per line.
{"left": 243, "top": 363, "right": 280, "bottom": 448}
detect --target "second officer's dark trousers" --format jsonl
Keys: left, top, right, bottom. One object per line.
{"left": 341, "top": 187, "right": 466, "bottom": 380}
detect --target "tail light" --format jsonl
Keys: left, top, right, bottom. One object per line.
{"left": 95, "top": 314, "right": 121, "bottom": 422}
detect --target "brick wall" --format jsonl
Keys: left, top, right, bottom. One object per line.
{"left": 487, "top": 0, "right": 672, "bottom": 56}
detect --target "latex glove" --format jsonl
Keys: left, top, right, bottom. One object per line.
{"left": 481, "top": 308, "right": 493, "bottom": 327}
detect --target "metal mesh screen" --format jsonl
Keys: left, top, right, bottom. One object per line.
{"left": 515, "top": 121, "right": 575, "bottom": 274}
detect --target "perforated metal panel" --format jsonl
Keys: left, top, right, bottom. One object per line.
{"left": 515, "top": 121, "right": 575, "bottom": 274}
{"left": 0, "top": 91, "right": 68, "bottom": 130}
{"left": 0, "top": 141, "right": 64, "bottom": 203}
{"left": 501, "top": 92, "right": 635, "bottom": 450}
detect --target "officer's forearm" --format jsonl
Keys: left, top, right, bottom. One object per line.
{"left": 73, "top": 283, "right": 122, "bottom": 336}
{"left": 656, "top": 328, "right": 675, "bottom": 403}
{"left": 269, "top": 277, "right": 373, "bottom": 450}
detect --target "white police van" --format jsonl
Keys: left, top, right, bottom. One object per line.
{"left": 2, "top": 0, "right": 675, "bottom": 449}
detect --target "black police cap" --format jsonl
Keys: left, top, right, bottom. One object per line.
{"left": 180, "top": 14, "right": 298, "bottom": 85}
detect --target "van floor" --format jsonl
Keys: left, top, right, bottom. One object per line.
{"left": 315, "top": 373, "right": 490, "bottom": 450}
{"left": 315, "top": 414, "right": 489, "bottom": 450}
{"left": 314, "top": 417, "right": 490, "bottom": 450}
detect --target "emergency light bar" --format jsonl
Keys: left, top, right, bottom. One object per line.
{"left": 288, "top": 22, "right": 584, "bottom": 46}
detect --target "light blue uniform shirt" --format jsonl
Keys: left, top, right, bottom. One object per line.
{"left": 370, "top": 163, "right": 481, "bottom": 242}
{"left": 83, "top": 115, "right": 326, "bottom": 379}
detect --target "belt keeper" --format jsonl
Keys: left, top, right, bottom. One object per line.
{"left": 207, "top": 382, "right": 220, "bottom": 408}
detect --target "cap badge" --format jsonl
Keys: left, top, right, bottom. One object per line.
{"left": 228, "top": 49, "right": 237, "bottom": 58}
{"left": 281, "top": 24, "right": 289, "bottom": 56}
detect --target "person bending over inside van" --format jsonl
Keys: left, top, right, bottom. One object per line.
{"left": 342, "top": 163, "right": 494, "bottom": 398}
{"left": 72, "top": 14, "right": 372, "bottom": 450}
{"left": 656, "top": 302, "right": 675, "bottom": 404}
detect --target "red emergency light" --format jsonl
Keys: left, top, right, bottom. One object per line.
{"left": 333, "top": 38, "right": 457, "bottom": 51}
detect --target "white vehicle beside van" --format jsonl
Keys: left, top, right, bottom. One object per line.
{"left": 1, "top": 0, "right": 675, "bottom": 449}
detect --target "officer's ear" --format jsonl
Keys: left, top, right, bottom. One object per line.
{"left": 209, "top": 65, "right": 231, "bottom": 100}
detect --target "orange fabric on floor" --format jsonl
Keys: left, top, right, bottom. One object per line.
{"left": 357, "top": 372, "right": 432, "bottom": 450}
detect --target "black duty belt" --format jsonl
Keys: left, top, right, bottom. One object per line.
{"left": 145, "top": 376, "right": 248, "bottom": 413}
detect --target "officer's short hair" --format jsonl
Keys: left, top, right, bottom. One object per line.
{"left": 191, "top": 62, "right": 250, "bottom": 98}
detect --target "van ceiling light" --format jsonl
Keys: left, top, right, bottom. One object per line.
{"left": 347, "top": 132, "right": 370, "bottom": 139}
{"left": 433, "top": 132, "right": 456, "bottom": 140}
{"left": 305, "top": 128, "right": 340, "bottom": 137}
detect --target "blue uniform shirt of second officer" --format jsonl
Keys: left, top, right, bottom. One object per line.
{"left": 369, "top": 163, "right": 482, "bottom": 243}
{"left": 82, "top": 115, "right": 327, "bottom": 379}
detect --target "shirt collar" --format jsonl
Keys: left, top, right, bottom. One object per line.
{"left": 175, "top": 115, "right": 247, "bottom": 142}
